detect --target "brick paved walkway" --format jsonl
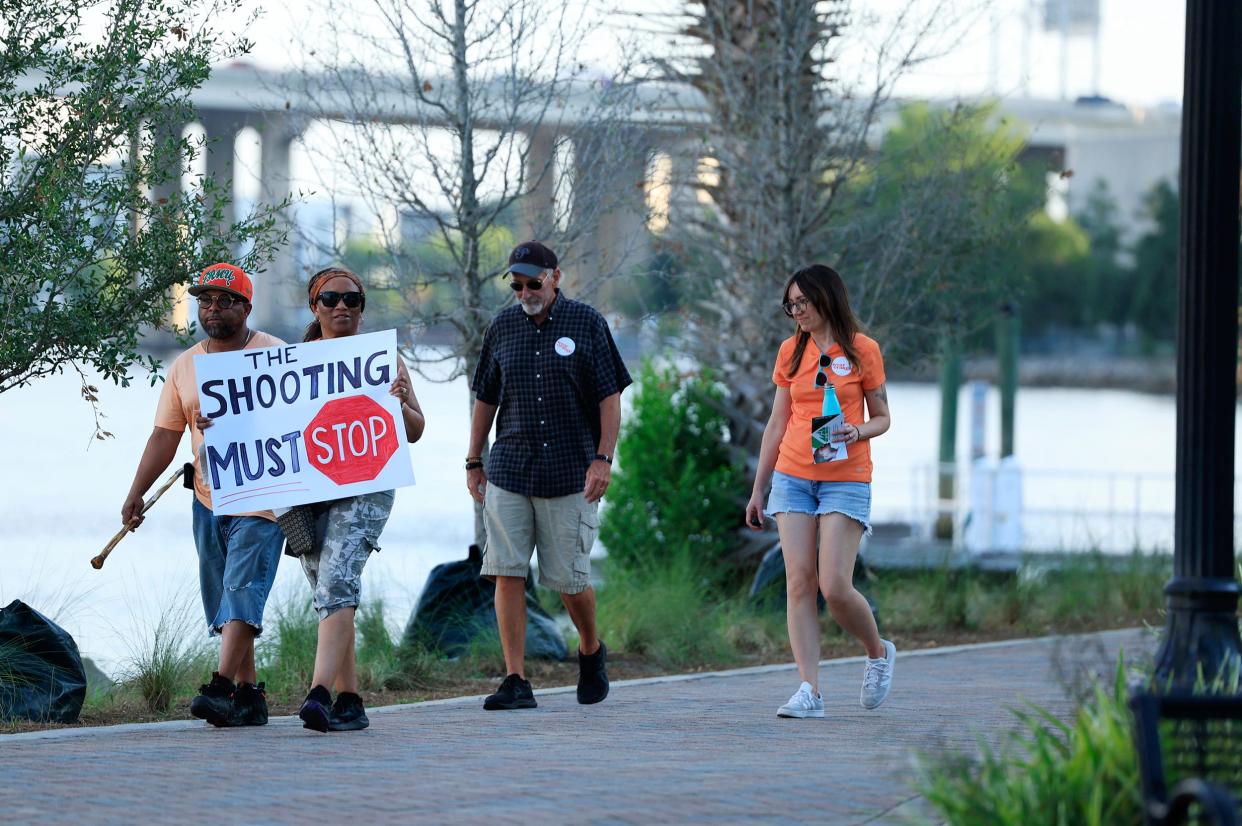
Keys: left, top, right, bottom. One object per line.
{"left": 1, "top": 629, "right": 1153, "bottom": 825}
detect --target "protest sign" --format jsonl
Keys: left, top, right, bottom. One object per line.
{"left": 194, "top": 329, "right": 415, "bottom": 515}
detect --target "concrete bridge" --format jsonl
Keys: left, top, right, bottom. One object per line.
{"left": 173, "top": 62, "right": 1179, "bottom": 338}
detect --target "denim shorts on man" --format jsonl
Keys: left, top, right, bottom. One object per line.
{"left": 300, "top": 490, "right": 394, "bottom": 620}
{"left": 192, "top": 499, "right": 285, "bottom": 635}
{"left": 764, "top": 471, "right": 873, "bottom": 535}
{"left": 482, "top": 483, "right": 598, "bottom": 594}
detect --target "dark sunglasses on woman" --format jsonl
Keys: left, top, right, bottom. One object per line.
{"left": 316, "top": 291, "right": 363, "bottom": 309}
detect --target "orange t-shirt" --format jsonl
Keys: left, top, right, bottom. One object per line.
{"left": 772, "top": 333, "right": 886, "bottom": 483}
{"left": 153, "top": 332, "right": 285, "bottom": 519}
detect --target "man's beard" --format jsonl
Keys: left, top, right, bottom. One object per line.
{"left": 520, "top": 297, "right": 545, "bottom": 316}
{"left": 204, "top": 319, "right": 239, "bottom": 339}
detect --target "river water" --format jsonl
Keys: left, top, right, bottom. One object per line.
{"left": 1, "top": 358, "right": 1235, "bottom": 676}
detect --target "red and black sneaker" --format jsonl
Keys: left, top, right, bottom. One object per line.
{"left": 231, "top": 681, "right": 269, "bottom": 726}
{"left": 190, "top": 672, "right": 235, "bottom": 726}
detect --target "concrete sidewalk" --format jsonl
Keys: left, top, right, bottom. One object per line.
{"left": 1, "top": 628, "right": 1154, "bottom": 825}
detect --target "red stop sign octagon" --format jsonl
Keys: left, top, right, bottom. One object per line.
{"left": 304, "top": 395, "right": 399, "bottom": 485}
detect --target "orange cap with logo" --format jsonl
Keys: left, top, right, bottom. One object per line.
{"left": 187, "top": 263, "right": 253, "bottom": 303}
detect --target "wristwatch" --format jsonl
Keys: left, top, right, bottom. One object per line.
{"left": 593, "top": 453, "right": 612, "bottom": 464}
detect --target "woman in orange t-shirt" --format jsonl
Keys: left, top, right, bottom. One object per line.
{"left": 744, "top": 264, "right": 896, "bottom": 719}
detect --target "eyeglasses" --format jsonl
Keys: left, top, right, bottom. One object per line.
{"left": 509, "top": 277, "right": 544, "bottom": 292}
{"left": 814, "top": 353, "right": 831, "bottom": 387}
{"left": 782, "top": 297, "right": 810, "bottom": 317}
{"left": 196, "top": 294, "right": 245, "bottom": 310}
{"left": 316, "top": 291, "right": 363, "bottom": 309}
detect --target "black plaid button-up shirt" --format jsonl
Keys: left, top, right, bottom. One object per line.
{"left": 472, "top": 292, "right": 632, "bottom": 498}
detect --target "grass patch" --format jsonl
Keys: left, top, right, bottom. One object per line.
{"left": 120, "top": 600, "right": 210, "bottom": 714}
{"left": 868, "top": 551, "right": 1169, "bottom": 638}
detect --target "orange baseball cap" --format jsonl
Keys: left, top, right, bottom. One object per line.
{"left": 188, "top": 263, "right": 254, "bottom": 303}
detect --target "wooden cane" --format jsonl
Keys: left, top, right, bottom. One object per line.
{"left": 91, "top": 465, "right": 188, "bottom": 570}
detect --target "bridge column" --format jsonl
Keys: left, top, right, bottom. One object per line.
{"left": 666, "top": 138, "right": 705, "bottom": 229}
{"left": 566, "top": 128, "right": 651, "bottom": 292}
{"left": 594, "top": 138, "right": 652, "bottom": 279}
{"left": 146, "top": 120, "right": 188, "bottom": 331}
{"left": 519, "top": 126, "right": 558, "bottom": 242}
{"left": 198, "top": 111, "right": 247, "bottom": 247}
{"left": 256, "top": 117, "right": 302, "bottom": 339}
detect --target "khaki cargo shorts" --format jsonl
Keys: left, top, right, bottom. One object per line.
{"left": 481, "top": 483, "right": 599, "bottom": 594}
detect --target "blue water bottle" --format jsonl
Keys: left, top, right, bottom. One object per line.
{"left": 821, "top": 382, "right": 841, "bottom": 418}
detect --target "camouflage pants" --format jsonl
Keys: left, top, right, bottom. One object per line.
{"left": 300, "top": 490, "right": 394, "bottom": 620}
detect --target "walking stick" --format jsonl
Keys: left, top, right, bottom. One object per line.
{"left": 91, "top": 464, "right": 190, "bottom": 570}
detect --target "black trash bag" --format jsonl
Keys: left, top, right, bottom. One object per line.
{"left": 747, "top": 545, "right": 879, "bottom": 623}
{"left": 0, "top": 600, "right": 88, "bottom": 723}
{"left": 403, "top": 545, "right": 567, "bottom": 660}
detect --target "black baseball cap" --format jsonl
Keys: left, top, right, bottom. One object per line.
{"left": 508, "top": 240, "right": 558, "bottom": 277}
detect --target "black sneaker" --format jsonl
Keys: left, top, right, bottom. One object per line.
{"left": 299, "top": 685, "right": 332, "bottom": 733}
{"left": 483, "top": 673, "right": 537, "bottom": 710}
{"left": 190, "top": 672, "right": 235, "bottom": 726}
{"left": 231, "top": 682, "right": 269, "bottom": 726}
{"left": 577, "top": 640, "right": 609, "bottom": 705}
{"left": 328, "top": 691, "right": 370, "bottom": 732}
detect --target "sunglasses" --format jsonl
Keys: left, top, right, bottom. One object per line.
{"left": 509, "top": 277, "right": 545, "bottom": 292}
{"left": 196, "top": 294, "right": 245, "bottom": 310}
{"left": 814, "top": 353, "right": 831, "bottom": 387}
{"left": 782, "top": 297, "right": 811, "bottom": 317}
{"left": 316, "top": 291, "right": 363, "bottom": 309}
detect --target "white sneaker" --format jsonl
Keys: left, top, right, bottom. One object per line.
{"left": 860, "top": 639, "right": 896, "bottom": 709}
{"left": 777, "top": 681, "right": 824, "bottom": 718}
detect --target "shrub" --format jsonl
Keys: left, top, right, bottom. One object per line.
{"left": 600, "top": 361, "right": 744, "bottom": 585}
{"left": 916, "top": 658, "right": 1143, "bottom": 826}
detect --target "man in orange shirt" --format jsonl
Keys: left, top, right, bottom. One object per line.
{"left": 121, "top": 263, "right": 286, "bottom": 727}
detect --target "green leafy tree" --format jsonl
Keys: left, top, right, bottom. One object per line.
{"left": 835, "top": 102, "right": 1040, "bottom": 363}
{"left": 600, "top": 361, "right": 745, "bottom": 583}
{"left": 0, "top": 0, "right": 287, "bottom": 399}
{"left": 1126, "top": 179, "right": 1179, "bottom": 351}
{"left": 1072, "top": 180, "right": 1128, "bottom": 330}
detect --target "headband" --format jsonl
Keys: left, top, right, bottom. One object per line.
{"left": 309, "top": 268, "right": 366, "bottom": 305}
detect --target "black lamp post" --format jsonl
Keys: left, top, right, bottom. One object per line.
{"left": 1152, "top": 0, "right": 1242, "bottom": 688}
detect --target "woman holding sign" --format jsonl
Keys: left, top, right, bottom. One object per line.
{"left": 294, "top": 266, "right": 425, "bottom": 732}
{"left": 743, "top": 264, "right": 894, "bottom": 719}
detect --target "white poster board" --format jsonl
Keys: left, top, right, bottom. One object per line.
{"left": 195, "top": 329, "right": 415, "bottom": 515}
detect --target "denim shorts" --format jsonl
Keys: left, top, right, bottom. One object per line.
{"left": 764, "top": 471, "right": 873, "bottom": 535}
{"left": 191, "top": 499, "right": 285, "bottom": 636}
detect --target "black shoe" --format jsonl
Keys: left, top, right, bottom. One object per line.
{"left": 299, "top": 685, "right": 332, "bottom": 733}
{"left": 483, "top": 673, "right": 537, "bottom": 710}
{"left": 328, "top": 691, "right": 370, "bottom": 731}
{"left": 190, "top": 672, "right": 235, "bottom": 726}
{"left": 231, "top": 682, "right": 269, "bottom": 726}
{"left": 577, "top": 640, "right": 609, "bottom": 705}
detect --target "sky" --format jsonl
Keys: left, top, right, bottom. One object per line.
{"left": 234, "top": 0, "right": 1187, "bottom": 108}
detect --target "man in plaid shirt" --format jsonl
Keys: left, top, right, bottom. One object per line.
{"left": 467, "top": 240, "right": 632, "bottom": 711}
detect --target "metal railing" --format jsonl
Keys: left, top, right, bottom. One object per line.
{"left": 871, "top": 463, "right": 1242, "bottom": 554}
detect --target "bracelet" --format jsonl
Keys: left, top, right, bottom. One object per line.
{"left": 464, "top": 455, "right": 482, "bottom": 462}
{"left": 465, "top": 460, "right": 484, "bottom": 471}
{"left": 593, "top": 453, "right": 612, "bottom": 464}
